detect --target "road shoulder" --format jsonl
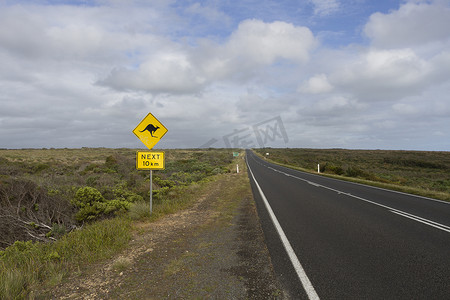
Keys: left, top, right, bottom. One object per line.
{"left": 45, "top": 165, "right": 283, "bottom": 299}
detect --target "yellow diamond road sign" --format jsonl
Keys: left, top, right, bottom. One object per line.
{"left": 133, "top": 113, "right": 168, "bottom": 150}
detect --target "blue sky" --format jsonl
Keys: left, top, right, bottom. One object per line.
{"left": 168, "top": 1, "right": 396, "bottom": 47}
{"left": 0, "top": 0, "right": 449, "bottom": 150}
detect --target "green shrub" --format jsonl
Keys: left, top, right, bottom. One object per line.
{"left": 383, "top": 157, "right": 446, "bottom": 169}
{"left": 72, "top": 187, "right": 105, "bottom": 207}
{"left": 1, "top": 241, "right": 37, "bottom": 256}
{"left": 153, "top": 176, "right": 175, "bottom": 188}
{"left": 83, "top": 163, "right": 100, "bottom": 173}
{"left": 47, "top": 224, "right": 67, "bottom": 239}
{"left": 72, "top": 186, "right": 141, "bottom": 222}
{"left": 190, "top": 161, "right": 213, "bottom": 173}
{"left": 153, "top": 186, "right": 170, "bottom": 203}
{"left": 103, "top": 168, "right": 117, "bottom": 174}
{"left": 72, "top": 187, "right": 105, "bottom": 221}
{"left": 74, "top": 202, "right": 106, "bottom": 222}
{"left": 47, "top": 189, "right": 60, "bottom": 196}
{"left": 113, "top": 183, "right": 144, "bottom": 203}
{"left": 322, "top": 163, "right": 344, "bottom": 175}
{"left": 169, "top": 171, "right": 205, "bottom": 185}
{"left": 211, "top": 167, "right": 228, "bottom": 175}
{"left": 105, "top": 155, "right": 118, "bottom": 170}
{"left": 345, "top": 167, "right": 367, "bottom": 178}
{"left": 104, "top": 199, "right": 130, "bottom": 214}
{"left": 46, "top": 250, "right": 61, "bottom": 262}
{"left": 31, "top": 163, "right": 50, "bottom": 174}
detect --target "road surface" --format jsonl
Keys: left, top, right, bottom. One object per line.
{"left": 246, "top": 149, "right": 450, "bottom": 299}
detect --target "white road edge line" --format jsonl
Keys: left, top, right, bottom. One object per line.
{"left": 247, "top": 159, "right": 320, "bottom": 300}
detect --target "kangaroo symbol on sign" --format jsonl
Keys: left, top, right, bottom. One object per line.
{"left": 140, "top": 124, "right": 160, "bottom": 138}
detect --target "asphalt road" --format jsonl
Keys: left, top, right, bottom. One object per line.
{"left": 245, "top": 149, "right": 450, "bottom": 299}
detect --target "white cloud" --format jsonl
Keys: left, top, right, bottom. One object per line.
{"left": 299, "top": 73, "right": 333, "bottom": 94}
{"left": 334, "top": 48, "right": 431, "bottom": 100}
{"left": 102, "top": 19, "right": 317, "bottom": 93}
{"left": 306, "top": 44, "right": 448, "bottom": 103}
{"left": 310, "top": 0, "right": 340, "bottom": 16}
{"left": 226, "top": 19, "right": 316, "bottom": 65}
{"left": 429, "top": 51, "right": 450, "bottom": 81}
{"left": 392, "top": 102, "right": 420, "bottom": 115}
{"left": 185, "top": 2, "right": 231, "bottom": 25}
{"left": 102, "top": 52, "right": 207, "bottom": 94}
{"left": 315, "top": 96, "right": 361, "bottom": 112}
{"left": 364, "top": 1, "right": 450, "bottom": 49}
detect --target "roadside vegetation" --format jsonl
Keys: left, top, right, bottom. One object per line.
{"left": 0, "top": 148, "right": 235, "bottom": 299}
{"left": 253, "top": 148, "right": 450, "bottom": 202}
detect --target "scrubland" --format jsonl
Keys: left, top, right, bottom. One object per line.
{"left": 0, "top": 148, "right": 235, "bottom": 299}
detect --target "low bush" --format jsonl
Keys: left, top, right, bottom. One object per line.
{"left": 153, "top": 186, "right": 170, "bottom": 203}
{"left": 31, "top": 163, "right": 50, "bottom": 174}
{"left": 169, "top": 171, "right": 206, "bottom": 185}
{"left": 104, "top": 155, "right": 119, "bottom": 172}
{"left": 322, "top": 163, "right": 344, "bottom": 175}
{"left": 113, "top": 183, "right": 144, "bottom": 203}
{"left": 72, "top": 186, "right": 140, "bottom": 222}
{"left": 153, "top": 176, "right": 175, "bottom": 188}
{"left": 73, "top": 186, "right": 105, "bottom": 207}
{"left": 345, "top": 167, "right": 367, "bottom": 178}
{"left": 383, "top": 157, "right": 447, "bottom": 169}
{"left": 72, "top": 187, "right": 105, "bottom": 221}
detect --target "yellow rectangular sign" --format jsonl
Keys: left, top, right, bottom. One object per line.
{"left": 136, "top": 151, "right": 165, "bottom": 170}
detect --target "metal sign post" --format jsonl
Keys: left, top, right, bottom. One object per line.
{"left": 150, "top": 170, "right": 152, "bottom": 214}
{"left": 136, "top": 151, "right": 165, "bottom": 215}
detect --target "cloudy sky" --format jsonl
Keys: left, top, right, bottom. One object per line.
{"left": 1, "top": 0, "right": 449, "bottom": 150}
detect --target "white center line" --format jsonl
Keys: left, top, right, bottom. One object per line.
{"left": 389, "top": 210, "right": 450, "bottom": 233}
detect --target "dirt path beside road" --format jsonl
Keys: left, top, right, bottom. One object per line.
{"left": 46, "top": 162, "right": 283, "bottom": 299}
